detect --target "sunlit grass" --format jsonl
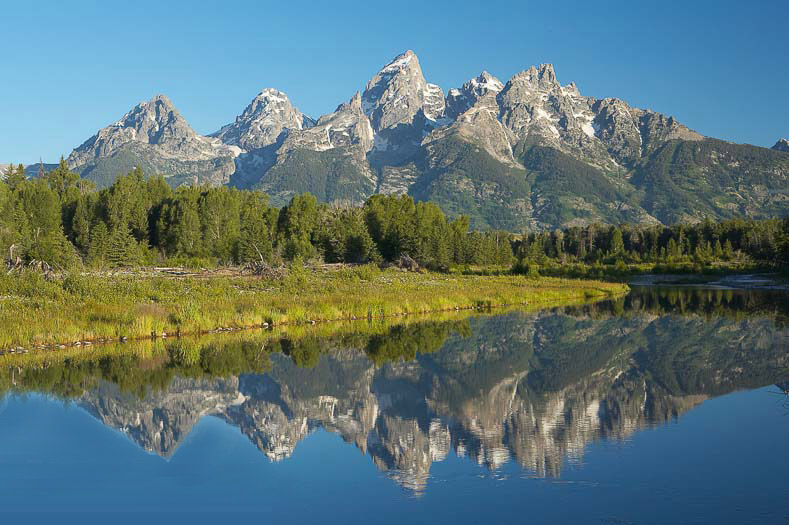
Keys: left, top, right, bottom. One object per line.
{"left": 0, "top": 266, "right": 628, "bottom": 349}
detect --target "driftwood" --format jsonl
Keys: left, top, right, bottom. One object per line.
{"left": 5, "top": 254, "right": 56, "bottom": 277}
{"left": 396, "top": 254, "right": 420, "bottom": 272}
{"left": 241, "top": 262, "right": 288, "bottom": 280}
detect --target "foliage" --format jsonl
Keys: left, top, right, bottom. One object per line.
{"left": 513, "top": 217, "right": 789, "bottom": 274}
{"left": 2, "top": 163, "right": 784, "bottom": 273}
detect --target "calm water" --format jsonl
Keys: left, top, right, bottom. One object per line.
{"left": 0, "top": 287, "right": 787, "bottom": 523}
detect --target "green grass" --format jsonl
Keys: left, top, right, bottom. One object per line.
{"left": 0, "top": 266, "right": 627, "bottom": 349}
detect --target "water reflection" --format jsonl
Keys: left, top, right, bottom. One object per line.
{"left": 2, "top": 288, "right": 787, "bottom": 494}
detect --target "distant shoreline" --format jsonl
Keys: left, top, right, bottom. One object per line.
{"left": 629, "top": 272, "right": 789, "bottom": 291}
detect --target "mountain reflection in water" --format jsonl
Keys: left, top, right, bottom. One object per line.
{"left": 1, "top": 287, "right": 787, "bottom": 494}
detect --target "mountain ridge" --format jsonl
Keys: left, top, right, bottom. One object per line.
{"left": 62, "top": 51, "right": 789, "bottom": 230}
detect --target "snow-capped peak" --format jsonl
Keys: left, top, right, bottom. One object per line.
{"left": 211, "top": 88, "right": 308, "bottom": 150}
{"left": 255, "top": 88, "right": 290, "bottom": 104}
{"left": 380, "top": 50, "right": 417, "bottom": 74}
{"left": 468, "top": 71, "right": 504, "bottom": 94}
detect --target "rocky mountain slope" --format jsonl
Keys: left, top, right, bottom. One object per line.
{"left": 65, "top": 51, "right": 789, "bottom": 230}
{"left": 67, "top": 95, "right": 241, "bottom": 187}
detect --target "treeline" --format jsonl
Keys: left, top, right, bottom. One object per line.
{"left": 0, "top": 161, "right": 514, "bottom": 269}
{"left": 1, "top": 160, "right": 787, "bottom": 271}
{"left": 514, "top": 217, "right": 789, "bottom": 271}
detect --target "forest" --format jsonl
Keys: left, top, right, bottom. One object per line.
{"left": 1, "top": 160, "right": 787, "bottom": 272}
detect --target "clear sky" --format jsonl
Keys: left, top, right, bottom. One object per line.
{"left": 1, "top": 0, "right": 787, "bottom": 164}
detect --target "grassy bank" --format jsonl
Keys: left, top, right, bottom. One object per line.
{"left": 0, "top": 265, "right": 627, "bottom": 350}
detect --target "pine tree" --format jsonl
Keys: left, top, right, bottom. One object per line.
{"left": 71, "top": 195, "right": 94, "bottom": 251}
{"left": 87, "top": 222, "right": 111, "bottom": 267}
{"left": 6, "top": 164, "right": 26, "bottom": 190}
{"left": 609, "top": 227, "right": 624, "bottom": 256}
{"left": 107, "top": 225, "right": 140, "bottom": 267}
{"left": 667, "top": 238, "right": 678, "bottom": 261}
{"left": 167, "top": 187, "right": 203, "bottom": 257}
{"left": 723, "top": 239, "right": 734, "bottom": 260}
{"left": 279, "top": 194, "right": 318, "bottom": 261}
{"left": 713, "top": 239, "right": 723, "bottom": 259}
{"left": 238, "top": 192, "right": 274, "bottom": 263}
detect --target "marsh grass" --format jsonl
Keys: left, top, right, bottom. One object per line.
{"left": 0, "top": 265, "right": 627, "bottom": 349}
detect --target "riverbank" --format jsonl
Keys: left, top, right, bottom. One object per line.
{"left": 0, "top": 265, "right": 627, "bottom": 350}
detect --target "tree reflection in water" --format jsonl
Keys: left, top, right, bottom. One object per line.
{"left": 2, "top": 287, "right": 787, "bottom": 493}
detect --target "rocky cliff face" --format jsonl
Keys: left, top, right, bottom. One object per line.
{"left": 64, "top": 52, "right": 788, "bottom": 229}
{"left": 362, "top": 50, "right": 430, "bottom": 132}
{"left": 251, "top": 93, "right": 377, "bottom": 206}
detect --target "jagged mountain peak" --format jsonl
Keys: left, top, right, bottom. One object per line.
{"left": 149, "top": 93, "right": 173, "bottom": 104}
{"left": 445, "top": 71, "right": 505, "bottom": 119}
{"left": 284, "top": 91, "right": 374, "bottom": 153}
{"left": 325, "top": 91, "right": 366, "bottom": 120}
{"left": 348, "top": 91, "right": 364, "bottom": 112}
{"left": 362, "top": 50, "right": 428, "bottom": 131}
{"left": 245, "top": 88, "right": 296, "bottom": 112}
{"left": 466, "top": 71, "right": 505, "bottom": 96}
{"left": 772, "top": 138, "right": 789, "bottom": 152}
{"left": 561, "top": 81, "right": 581, "bottom": 97}
{"left": 133, "top": 93, "right": 174, "bottom": 109}
{"left": 212, "top": 87, "right": 309, "bottom": 150}
{"left": 63, "top": 51, "right": 787, "bottom": 231}
{"left": 256, "top": 87, "right": 288, "bottom": 99}
{"left": 111, "top": 94, "right": 191, "bottom": 138}
{"left": 379, "top": 50, "right": 418, "bottom": 72}
{"left": 68, "top": 93, "right": 202, "bottom": 169}
{"left": 67, "top": 94, "right": 240, "bottom": 185}
{"left": 507, "top": 63, "right": 559, "bottom": 91}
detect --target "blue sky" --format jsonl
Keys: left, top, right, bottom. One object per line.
{"left": 1, "top": 0, "right": 787, "bottom": 164}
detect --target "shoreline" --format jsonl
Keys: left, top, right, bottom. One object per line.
{"left": 0, "top": 268, "right": 628, "bottom": 352}
{"left": 0, "top": 291, "right": 628, "bottom": 363}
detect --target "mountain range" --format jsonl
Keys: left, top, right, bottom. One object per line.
{"left": 59, "top": 50, "right": 788, "bottom": 230}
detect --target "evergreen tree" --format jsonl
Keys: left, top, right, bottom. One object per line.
{"left": 278, "top": 193, "right": 318, "bottom": 261}
{"left": 5, "top": 164, "right": 26, "bottom": 190}
{"left": 609, "top": 226, "right": 624, "bottom": 256}
{"left": 199, "top": 186, "right": 242, "bottom": 263}
{"left": 238, "top": 192, "right": 274, "bottom": 263}
{"left": 163, "top": 187, "right": 203, "bottom": 257}
{"left": 87, "top": 221, "right": 111, "bottom": 267}
{"left": 106, "top": 224, "right": 141, "bottom": 267}
{"left": 723, "top": 239, "right": 734, "bottom": 260}
{"left": 102, "top": 169, "right": 150, "bottom": 242}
